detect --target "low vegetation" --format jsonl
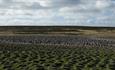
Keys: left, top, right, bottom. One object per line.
{"left": 0, "top": 44, "right": 115, "bottom": 70}
{"left": 0, "top": 26, "right": 115, "bottom": 38}
{"left": 0, "top": 26, "right": 115, "bottom": 70}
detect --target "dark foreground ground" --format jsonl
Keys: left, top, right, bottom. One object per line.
{"left": 0, "top": 26, "right": 115, "bottom": 70}
{"left": 0, "top": 44, "right": 115, "bottom": 70}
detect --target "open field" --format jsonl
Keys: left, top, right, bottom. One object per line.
{"left": 0, "top": 26, "right": 115, "bottom": 70}
{"left": 0, "top": 26, "right": 115, "bottom": 38}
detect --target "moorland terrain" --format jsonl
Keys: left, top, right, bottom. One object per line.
{"left": 0, "top": 26, "right": 115, "bottom": 70}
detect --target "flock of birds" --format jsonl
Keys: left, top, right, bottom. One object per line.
{"left": 0, "top": 35, "right": 114, "bottom": 47}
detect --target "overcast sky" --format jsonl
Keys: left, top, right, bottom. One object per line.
{"left": 0, "top": 0, "right": 115, "bottom": 26}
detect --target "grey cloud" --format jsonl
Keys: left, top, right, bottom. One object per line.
{"left": 0, "top": 0, "right": 90, "bottom": 10}
{"left": 23, "top": 3, "right": 45, "bottom": 10}
{"left": 52, "top": 0, "right": 80, "bottom": 8}
{"left": 0, "top": 0, "right": 44, "bottom": 10}
{"left": 3, "top": 0, "right": 13, "bottom": 3}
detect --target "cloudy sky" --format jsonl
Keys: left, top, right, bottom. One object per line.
{"left": 0, "top": 0, "right": 115, "bottom": 26}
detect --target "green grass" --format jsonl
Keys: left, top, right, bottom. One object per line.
{"left": 0, "top": 44, "right": 115, "bottom": 70}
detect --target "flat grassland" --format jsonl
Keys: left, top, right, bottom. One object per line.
{"left": 0, "top": 26, "right": 115, "bottom": 70}
{"left": 0, "top": 26, "right": 114, "bottom": 38}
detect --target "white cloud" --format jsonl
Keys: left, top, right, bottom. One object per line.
{"left": 38, "top": 0, "right": 51, "bottom": 7}
{"left": 96, "top": 0, "right": 111, "bottom": 9}
{"left": 0, "top": 0, "right": 114, "bottom": 26}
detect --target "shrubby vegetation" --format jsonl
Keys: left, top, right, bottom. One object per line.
{"left": 0, "top": 35, "right": 115, "bottom": 70}
{"left": 0, "top": 44, "right": 115, "bottom": 70}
